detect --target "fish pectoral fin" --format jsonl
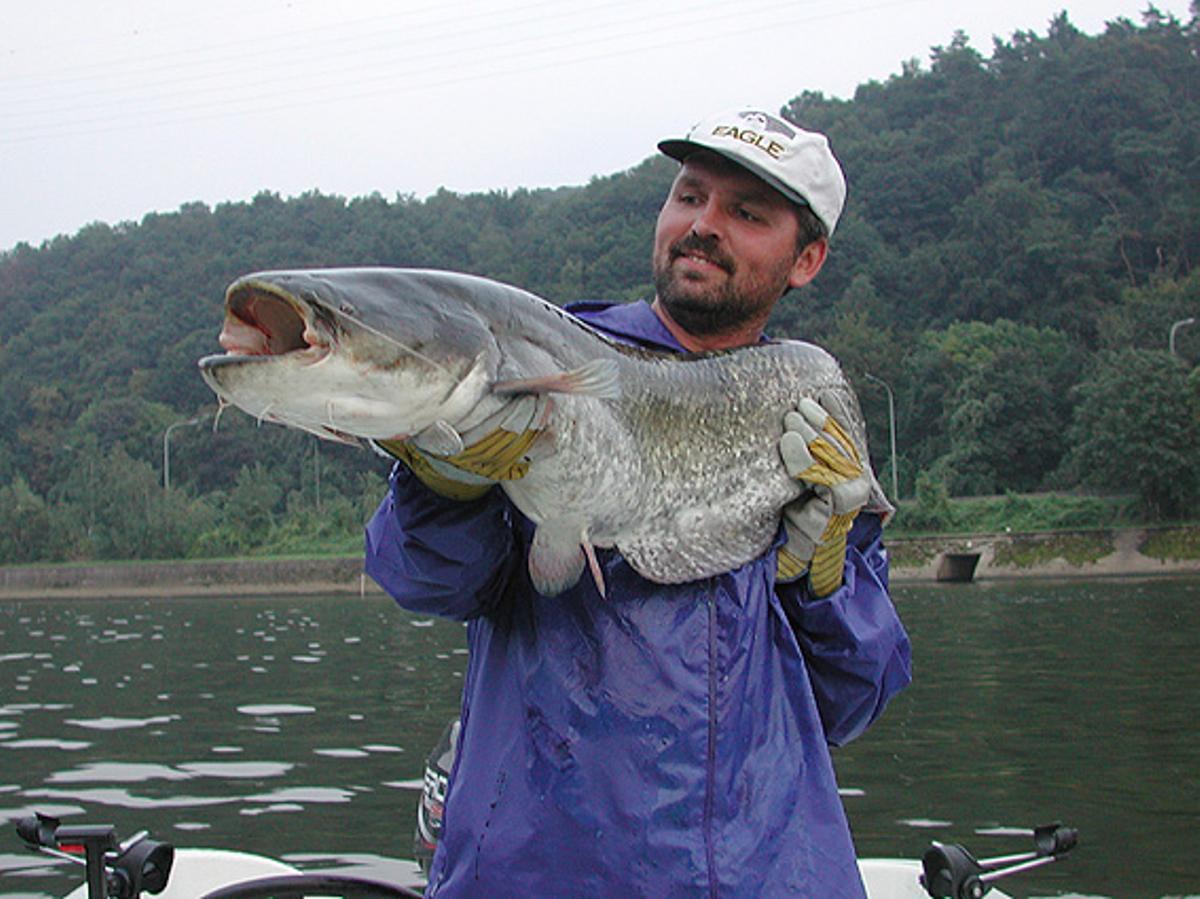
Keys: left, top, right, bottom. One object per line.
{"left": 528, "top": 524, "right": 591, "bottom": 597}
{"left": 493, "top": 358, "right": 620, "bottom": 400}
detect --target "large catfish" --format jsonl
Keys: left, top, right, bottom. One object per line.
{"left": 198, "top": 268, "right": 889, "bottom": 595}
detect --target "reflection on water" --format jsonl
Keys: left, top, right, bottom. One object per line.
{"left": 837, "top": 577, "right": 1200, "bottom": 898}
{"left": 0, "top": 594, "right": 457, "bottom": 896}
{"left": 0, "top": 579, "right": 1197, "bottom": 898}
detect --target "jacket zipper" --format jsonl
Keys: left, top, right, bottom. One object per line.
{"left": 704, "top": 589, "right": 718, "bottom": 898}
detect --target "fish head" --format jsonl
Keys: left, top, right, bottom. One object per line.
{"left": 198, "top": 269, "right": 501, "bottom": 444}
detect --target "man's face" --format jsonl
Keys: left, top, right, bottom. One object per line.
{"left": 652, "top": 152, "right": 817, "bottom": 342}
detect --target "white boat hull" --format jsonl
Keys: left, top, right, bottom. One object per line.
{"left": 64, "top": 848, "right": 300, "bottom": 899}
{"left": 60, "top": 850, "right": 1011, "bottom": 898}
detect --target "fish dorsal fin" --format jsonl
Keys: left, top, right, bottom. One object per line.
{"left": 493, "top": 358, "right": 619, "bottom": 400}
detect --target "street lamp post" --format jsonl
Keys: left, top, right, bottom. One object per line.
{"left": 162, "top": 416, "right": 204, "bottom": 491}
{"left": 863, "top": 372, "right": 899, "bottom": 501}
{"left": 313, "top": 440, "right": 322, "bottom": 512}
{"left": 1169, "top": 317, "right": 1195, "bottom": 356}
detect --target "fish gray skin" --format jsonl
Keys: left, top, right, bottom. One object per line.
{"left": 198, "top": 268, "right": 889, "bottom": 596}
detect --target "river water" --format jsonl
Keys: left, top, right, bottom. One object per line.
{"left": 1, "top": 577, "right": 1197, "bottom": 898}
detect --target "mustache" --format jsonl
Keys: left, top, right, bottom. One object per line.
{"left": 669, "top": 234, "right": 735, "bottom": 273}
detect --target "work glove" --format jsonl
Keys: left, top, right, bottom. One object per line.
{"left": 776, "top": 392, "right": 872, "bottom": 597}
{"left": 373, "top": 395, "right": 550, "bottom": 501}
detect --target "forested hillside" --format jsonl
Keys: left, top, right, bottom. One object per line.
{"left": 1, "top": 9, "right": 1196, "bottom": 564}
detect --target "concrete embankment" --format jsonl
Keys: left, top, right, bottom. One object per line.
{"left": 1, "top": 526, "right": 1196, "bottom": 599}
{"left": 0, "top": 557, "right": 374, "bottom": 600}
{"left": 886, "top": 525, "right": 1200, "bottom": 582}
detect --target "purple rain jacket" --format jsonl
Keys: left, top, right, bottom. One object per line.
{"left": 364, "top": 300, "right": 912, "bottom": 898}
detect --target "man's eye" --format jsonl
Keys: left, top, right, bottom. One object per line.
{"left": 737, "top": 208, "right": 760, "bottom": 222}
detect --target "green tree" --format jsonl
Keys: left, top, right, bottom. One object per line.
{"left": 1060, "top": 349, "right": 1200, "bottom": 516}
{"left": 0, "top": 477, "right": 54, "bottom": 562}
{"left": 893, "top": 472, "right": 959, "bottom": 533}
{"left": 902, "top": 320, "right": 1084, "bottom": 495}
{"left": 223, "top": 463, "right": 284, "bottom": 547}
{"left": 1097, "top": 270, "right": 1200, "bottom": 358}
{"left": 55, "top": 444, "right": 216, "bottom": 559}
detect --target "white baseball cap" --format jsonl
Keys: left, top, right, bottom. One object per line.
{"left": 658, "top": 109, "right": 847, "bottom": 236}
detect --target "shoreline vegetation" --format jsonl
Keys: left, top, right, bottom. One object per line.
{"left": 2, "top": 524, "right": 1197, "bottom": 601}
{"left": 4, "top": 495, "right": 1196, "bottom": 599}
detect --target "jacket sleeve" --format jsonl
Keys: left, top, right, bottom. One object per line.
{"left": 778, "top": 512, "right": 912, "bottom": 747}
{"left": 363, "top": 463, "right": 521, "bottom": 621}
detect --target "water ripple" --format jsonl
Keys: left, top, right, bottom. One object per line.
{"left": 44, "top": 760, "right": 294, "bottom": 784}
{"left": 180, "top": 761, "right": 293, "bottom": 778}
{"left": 237, "top": 704, "right": 316, "bottom": 716}
{"left": 242, "top": 802, "right": 304, "bottom": 816}
{"left": 26, "top": 786, "right": 238, "bottom": 809}
{"left": 246, "top": 787, "right": 355, "bottom": 804}
{"left": 3, "top": 738, "right": 91, "bottom": 751}
{"left": 48, "top": 762, "right": 190, "bottom": 783}
{"left": 314, "top": 748, "right": 369, "bottom": 759}
{"left": 65, "top": 714, "right": 180, "bottom": 731}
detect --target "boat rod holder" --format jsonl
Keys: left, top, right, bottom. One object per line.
{"left": 16, "top": 812, "right": 174, "bottom": 899}
{"left": 920, "top": 822, "right": 1078, "bottom": 899}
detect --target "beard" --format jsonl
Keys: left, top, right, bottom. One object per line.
{"left": 652, "top": 233, "right": 798, "bottom": 339}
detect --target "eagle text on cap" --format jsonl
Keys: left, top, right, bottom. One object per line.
{"left": 710, "top": 124, "right": 786, "bottom": 159}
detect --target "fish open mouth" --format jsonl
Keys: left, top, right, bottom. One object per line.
{"left": 218, "top": 282, "right": 331, "bottom": 361}
{"left": 199, "top": 280, "right": 359, "bottom": 445}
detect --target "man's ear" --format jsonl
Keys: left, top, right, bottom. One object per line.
{"left": 788, "top": 238, "right": 828, "bottom": 290}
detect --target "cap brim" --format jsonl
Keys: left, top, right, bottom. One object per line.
{"left": 657, "top": 138, "right": 812, "bottom": 213}
{"left": 657, "top": 138, "right": 699, "bottom": 162}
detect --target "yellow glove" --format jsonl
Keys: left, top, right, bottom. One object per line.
{"left": 374, "top": 395, "right": 549, "bottom": 501}
{"left": 776, "top": 392, "right": 872, "bottom": 597}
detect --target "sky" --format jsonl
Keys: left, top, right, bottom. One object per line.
{"left": 1, "top": 0, "right": 1191, "bottom": 252}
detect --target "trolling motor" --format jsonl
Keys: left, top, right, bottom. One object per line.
{"left": 17, "top": 812, "right": 174, "bottom": 899}
{"left": 920, "top": 822, "right": 1078, "bottom": 898}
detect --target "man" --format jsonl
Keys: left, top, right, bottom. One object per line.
{"left": 365, "top": 108, "right": 911, "bottom": 897}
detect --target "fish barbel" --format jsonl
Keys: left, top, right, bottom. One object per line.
{"left": 198, "top": 268, "right": 889, "bottom": 595}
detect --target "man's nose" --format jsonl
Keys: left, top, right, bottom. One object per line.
{"left": 689, "top": 200, "right": 723, "bottom": 239}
